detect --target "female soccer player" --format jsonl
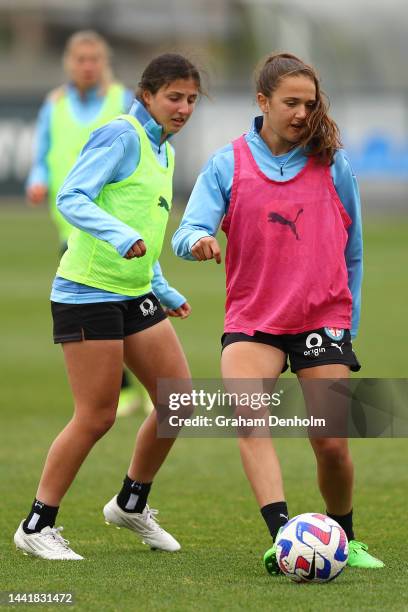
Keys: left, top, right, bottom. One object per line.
{"left": 26, "top": 30, "right": 132, "bottom": 249}
{"left": 173, "top": 52, "right": 384, "bottom": 572}
{"left": 26, "top": 30, "right": 182, "bottom": 415}
{"left": 14, "top": 53, "right": 201, "bottom": 560}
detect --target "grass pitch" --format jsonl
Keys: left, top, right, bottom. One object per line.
{"left": 0, "top": 205, "right": 407, "bottom": 611}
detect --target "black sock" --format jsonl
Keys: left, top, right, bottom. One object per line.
{"left": 260, "top": 501, "right": 289, "bottom": 541}
{"left": 116, "top": 476, "right": 152, "bottom": 513}
{"left": 326, "top": 509, "right": 355, "bottom": 541}
{"left": 121, "top": 370, "right": 130, "bottom": 390}
{"left": 22, "top": 499, "right": 59, "bottom": 534}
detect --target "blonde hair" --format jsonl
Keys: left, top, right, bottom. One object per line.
{"left": 62, "top": 30, "right": 113, "bottom": 93}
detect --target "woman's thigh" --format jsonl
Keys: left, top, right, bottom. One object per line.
{"left": 123, "top": 319, "right": 191, "bottom": 403}
{"left": 221, "top": 341, "right": 286, "bottom": 378}
{"left": 297, "top": 364, "right": 351, "bottom": 440}
{"left": 62, "top": 339, "right": 124, "bottom": 419}
{"left": 221, "top": 342, "right": 286, "bottom": 432}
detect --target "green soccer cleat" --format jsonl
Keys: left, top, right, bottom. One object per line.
{"left": 263, "top": 543, "right": 282, "bottom": 575}
{"left": 263, "top": 527, "right": 284, "bottom": 576}
{"left": 347, "top": 540, "right": 384, "bottom": 568}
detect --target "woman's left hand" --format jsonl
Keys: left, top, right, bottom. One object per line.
{"left": 125, "top": 239, "right": 147, "bottom": 259}
{"left": 165, "top": 302, "right": 192, "bottom": 319}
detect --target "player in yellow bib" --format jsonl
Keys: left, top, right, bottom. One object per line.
{"left": 25, "top": 30, "right": 172, "bottom": 415}
{"left": 14, "top": 53, "right": 201, "bottom": 560}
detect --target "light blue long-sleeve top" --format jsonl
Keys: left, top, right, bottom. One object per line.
{"left": 27, "top": 82, "right": 134, "bottom": 188}
{"left": 172, "top": 116, "right": 363, "bottom": 337}
{"left": 50, "top": 98, "right": 186, "bottom": 309}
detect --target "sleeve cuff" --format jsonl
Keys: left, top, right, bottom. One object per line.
{"left": 188, "top": 230, "right": 211, "bottom": 252}
{"left": 160, "top": 290, "right": 186, "bottom": 309}
{"left": 26, "top": 167, "right": 48, "bottom": 189}
{"left": 116, "top": 232, "right": 142, "bottom": 257}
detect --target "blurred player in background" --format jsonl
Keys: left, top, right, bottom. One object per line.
{"left": 25, "top": 30, "right": 181, "bottom": 416}
{"left": 173, "top": 52, "right": 384, "bottom": 573}
{"left": 14, "top": 52, "right": 200, "bottom": 560}
{"left": 26, "top": 30, "right": 132, "bottom": 247}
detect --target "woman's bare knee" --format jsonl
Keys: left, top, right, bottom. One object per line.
{"left": 311, "top": 438, "right": 351, "bottom": 466}
{"left": 72, "top": 408, "right": 117, "bottom": 440}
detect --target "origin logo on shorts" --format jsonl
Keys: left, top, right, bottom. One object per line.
{"left": 304, "top": 333, "right": 326, "bottom": 358}
{"left": 324, "top": 327, "right": 345, "bottom": 341}
{"left": 140, "top": 298, "right": 158, "bottom": 317}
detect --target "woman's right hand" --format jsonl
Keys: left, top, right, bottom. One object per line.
{"left": 26, "top": 183, "right": 48, "bottom": 206}
{"left": 191, "top": 236, "right": 222, "bottom": 263}
{"left": 125, "top": 239, "right": 147, "bottom": 259}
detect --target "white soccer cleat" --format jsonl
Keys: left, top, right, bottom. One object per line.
{"left": 14, "top": 521, "right": 84, "bottom": 560}
{"left": 103, "top": 496, "right": 181, "bottom": 552}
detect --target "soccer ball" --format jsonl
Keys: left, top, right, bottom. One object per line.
{"left": 276, "top": 513, "right": 348, "bottom": 583}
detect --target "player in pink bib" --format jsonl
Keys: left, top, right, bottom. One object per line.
{"left": 173, "top": 52, "right": 383, "bottom": 572}
{"left": 223, "top": 136, "right": 352, "bottom": 335}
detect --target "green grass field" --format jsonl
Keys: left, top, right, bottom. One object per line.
{"left": 1, "top": 205, "right": 407, "bottom": 611}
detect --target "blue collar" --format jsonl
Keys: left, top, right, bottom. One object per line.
{"left": 250, "top": 115, "right": 303, "bottom": 163}
{"left": 128, "top": 98, "right": 170, "bottom": 149}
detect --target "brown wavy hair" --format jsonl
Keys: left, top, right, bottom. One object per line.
{"left": 255, "top": 52, "right": 342, "bottom": 164}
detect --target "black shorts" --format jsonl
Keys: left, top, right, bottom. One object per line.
{"left": 51, "top": 293, "right": 167, "bottom": 344}
{"left": 221, "top": 327, "right": 361, "bottom": 373}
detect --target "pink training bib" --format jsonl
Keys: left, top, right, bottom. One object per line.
{"left": 221, "top": 136, "right": 352, "bottom": 335}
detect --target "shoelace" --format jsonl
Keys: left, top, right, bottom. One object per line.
{"left": 41, "top": 526, "right": 71, "bottom": 550}
{"left": 144, "top": 507, "right": 164, "bottom": 532}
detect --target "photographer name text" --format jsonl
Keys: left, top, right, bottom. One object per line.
{"left": 167, "top": 415, "right": 326, "bottom": 428}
